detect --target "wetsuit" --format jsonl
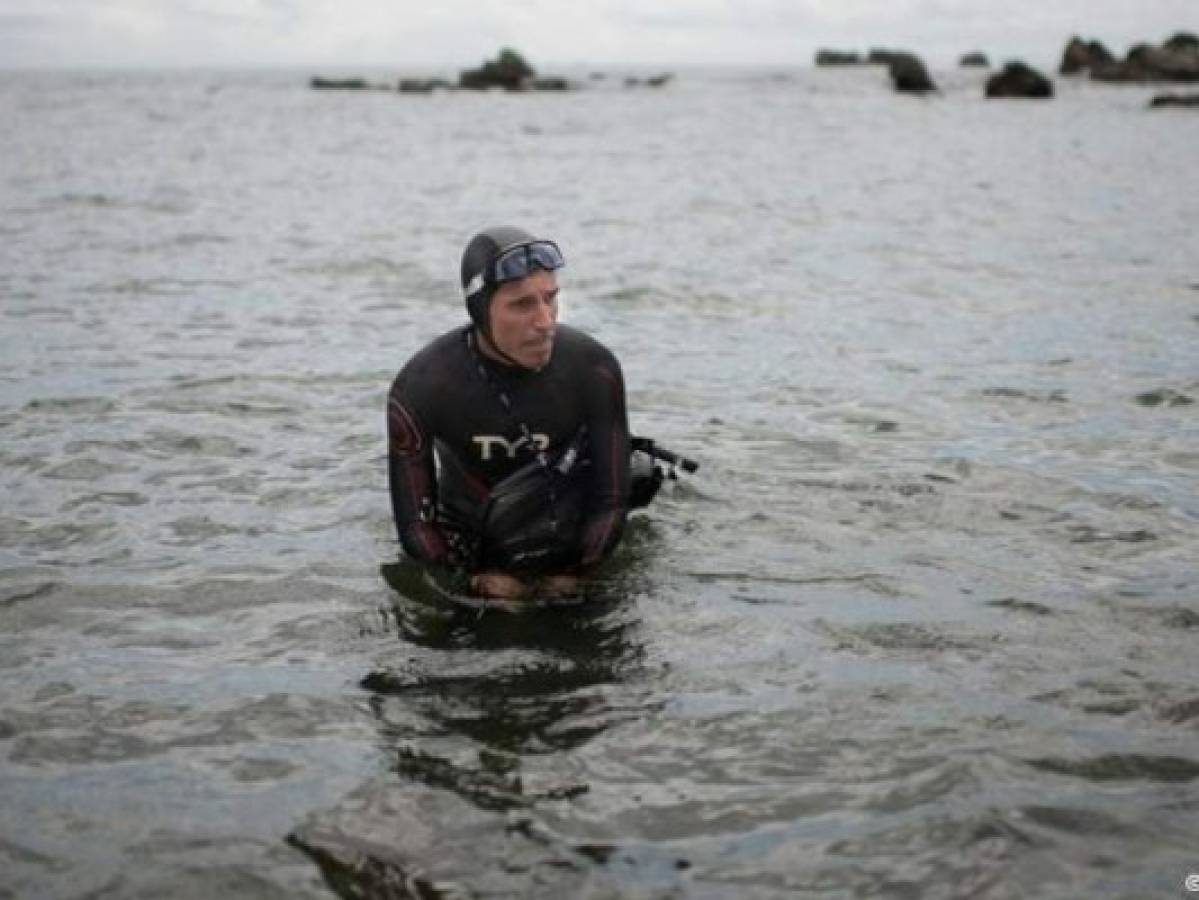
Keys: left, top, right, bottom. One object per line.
{"left": 387, "top": 323, "right": 631, "bottom": 574}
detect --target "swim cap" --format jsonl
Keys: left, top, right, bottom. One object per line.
{"left": 460, "top": 225, "right": 537, "bottom": 334}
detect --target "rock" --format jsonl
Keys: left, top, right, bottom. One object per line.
{"left": 459, "top": 47, "right": 536, "bottom": 91}
{"left": 310, "top": 77, "right": 372, "bottom": 91}
{"left": 985, "top": 61, "right": 1054, "bottom": 98}
{"left": 888, "top": 53, "right": 937, "bottom": 93}
{"left": 1059, "top": 36, "right": 1116, "bottom": 74}
{"left": 1130, "top": 41, "right": 1199, "bottom": 80}
{"left": 457, "top": 48, "right": 575, "bottom": 92}
{"left": 868, "top": 48, "right": 906, "bottom": 66}
{"left": 397, "top": 78, "right": 453, "bottom": 94}
{"left": 1163, "top": 32, "right": 1199, "bottom": 54}
{"left": 960, "top": 52, "right": 990, "bottom": 68}
{"left": 1089, "top": 34, "right": 1199, "bottom": 82}
{"left": 816, "top": 49, "right": 863, "bottom": 66}
{"left": 623, "top": 74, "right": 674, "bottom": 89}
{"left": 1149, "top": 92, "right": 1199, "bottom": 107}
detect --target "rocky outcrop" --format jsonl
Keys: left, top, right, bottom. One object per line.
{"left": 456, "top": 48, "right": 576, "bottom": 91}
{"left": 1059, "top": 37, "right": 1116, "bottom": 74}
{"left": 960, "top": 52, "right": 990, "bottom": 68}
{"left": 985, "top": 62, "right": 1054, "bottom": 98}
{"left": 1064, "top": 33, "right": 1199, "bottom": 82}
{"left": 459, "top": 48, "right": 536, "bottom": 90}
{"left": 888, "top": 53, "right": 937, "bottom": 93}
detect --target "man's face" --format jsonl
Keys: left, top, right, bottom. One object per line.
{"left": 487, "top": 268, "right": 559, "bottom": 369}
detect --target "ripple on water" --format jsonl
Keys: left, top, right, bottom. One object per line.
{"left": 22, "top": 396, "right": 118, "bottom": 415}
{"left": 1025, "top": 754, "right": 1199, "bottom": 783}
{"left": 834, "top": 621, "right": 1002, "bottom": 657}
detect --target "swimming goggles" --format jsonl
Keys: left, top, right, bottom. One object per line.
{"left": 465, "top": 240, "right": 565, "bottom": 298}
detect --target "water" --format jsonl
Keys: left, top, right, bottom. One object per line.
{"left": 1, "top": 66, "right": 1197, "bottom": 898}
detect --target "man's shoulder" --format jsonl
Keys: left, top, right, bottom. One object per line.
{"left": 391, "top": 326, "right": 468, "bottom": 394}
{"left": 397, "top": 326, "right": 467, "bottom": 373}
{"left": 554, "top": 324, "right": 620, "bottom": 366}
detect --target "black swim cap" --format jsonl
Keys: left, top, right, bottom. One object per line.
{"left": 460, "top": 225, "right": 536, "bottom": 333}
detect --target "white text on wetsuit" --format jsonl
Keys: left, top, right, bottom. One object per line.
{"left": 472, "top": 433, "right": 550, "bottom": 461}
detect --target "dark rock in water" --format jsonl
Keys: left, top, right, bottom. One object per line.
{"left": 459, "top": 47, "right": 536, "bottom": 91}
{"left": 623, "top": 73, "right": 674, "bottom": 89}
{"left": 1149, "top": 92, "right": 1199, "bottom": 107}
{"left": 888, "top": 53, "right": 937, "bottom": 93}
{"left": 458, "top": 48, "right": 575, "bottom": 92}
{"left": 1164, "top": 32, "right": 1199, "bottom": 53}
{"left": 1134, "top": 388, "right": 1194, "bottom": 407}
{"left": 1059, "top": 36, "right": 1116, "bottom": 75}
{"left": 310, "top": 77, "right": 372, "bottom": 91}
{"left": 985, "top": 62, "right": 1054, "bottom": 99}
{"left": 1089, "top": 33, "right": 1199, "bottom": 82}
{"left": 868, "top": 48, "right": 906, "bottom": 66}
{"left": 397, "top": 78, "right": 453, "bottom": 94}
{"left": 816, "top": 49, "right": 863, "bottom": 66}
{"left": 960, "top": 52, "right": 990, "bottom": 68}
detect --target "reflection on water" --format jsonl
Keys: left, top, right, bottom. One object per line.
{"left": 290, "top": 559, "right": 662, "bottom": 897}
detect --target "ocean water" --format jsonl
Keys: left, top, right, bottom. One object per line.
{"left": 1, "top": 66, "right": 1197, "bottom": 898}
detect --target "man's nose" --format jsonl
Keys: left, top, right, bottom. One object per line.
{"left": 533, "top": 296, "right": 555, "bottom": 328}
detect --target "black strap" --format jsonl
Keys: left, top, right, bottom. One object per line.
{"left": 464, "top": 328, "right": 562, "bottom": 538}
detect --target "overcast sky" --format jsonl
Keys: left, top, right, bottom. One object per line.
{"left": 1, "top": 0, "right": 1195, "bottom": 71}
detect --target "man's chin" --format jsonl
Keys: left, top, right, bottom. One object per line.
{"left": 522, "top": 342, "right": 554, "bottom": 369}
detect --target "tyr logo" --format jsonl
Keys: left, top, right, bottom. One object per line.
{"left": 472, "top": 433, "right": 550, "bottom": 461}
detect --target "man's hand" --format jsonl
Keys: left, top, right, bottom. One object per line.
{"left": 469, "top": 572, "right": 530, "bottom": 601}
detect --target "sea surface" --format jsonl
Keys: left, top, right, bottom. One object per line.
{"left": 1, "top": 65, "right": 1197, "bottom": 899}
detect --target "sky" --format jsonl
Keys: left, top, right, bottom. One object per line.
{"left": 1, "top": 0, "right": 1195, "bottom": 71}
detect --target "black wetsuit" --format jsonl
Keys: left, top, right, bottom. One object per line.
{"left": 387, "top": 324, "right": 631, "bottom": 573}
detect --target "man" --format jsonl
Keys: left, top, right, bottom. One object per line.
{"left": 387, "top": 226, "right": 631, "bottom": 601}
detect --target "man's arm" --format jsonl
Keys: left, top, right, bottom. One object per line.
{"left": 386, "top": 382, "right": 452, "bottom": 566}
{"left": 577, "top": 355, "right": 631, "bottom": 569}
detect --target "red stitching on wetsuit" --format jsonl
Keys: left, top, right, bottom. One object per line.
{"left": 388, "top": 397, "right": 424, "bottom": 455}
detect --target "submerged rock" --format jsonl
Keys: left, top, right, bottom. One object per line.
{"left": 888, "top": 53, "right": 937, "bottom": 93}
{"left": 397, "top": 78, "right": 453, "bottom": 94}
{"left": 985, "top": 62, "right": 1054, "bottom": 98}
{"left": 623, "top": 73, "right": 674, "bottom": 88}
{"left": 960, "top": 52, "right": 991, "bottom": 68}
{"left": 868, "top": 48, "right": 907, "bottom": 66}
{"left": 310, "top": 77, "right": 377, "bottom": 91}
{"left": 1149, "top": 92, "right": 1199, "bottom": 107}
{"left": 816, "top": 49, "right": 863, "bottom": 66}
